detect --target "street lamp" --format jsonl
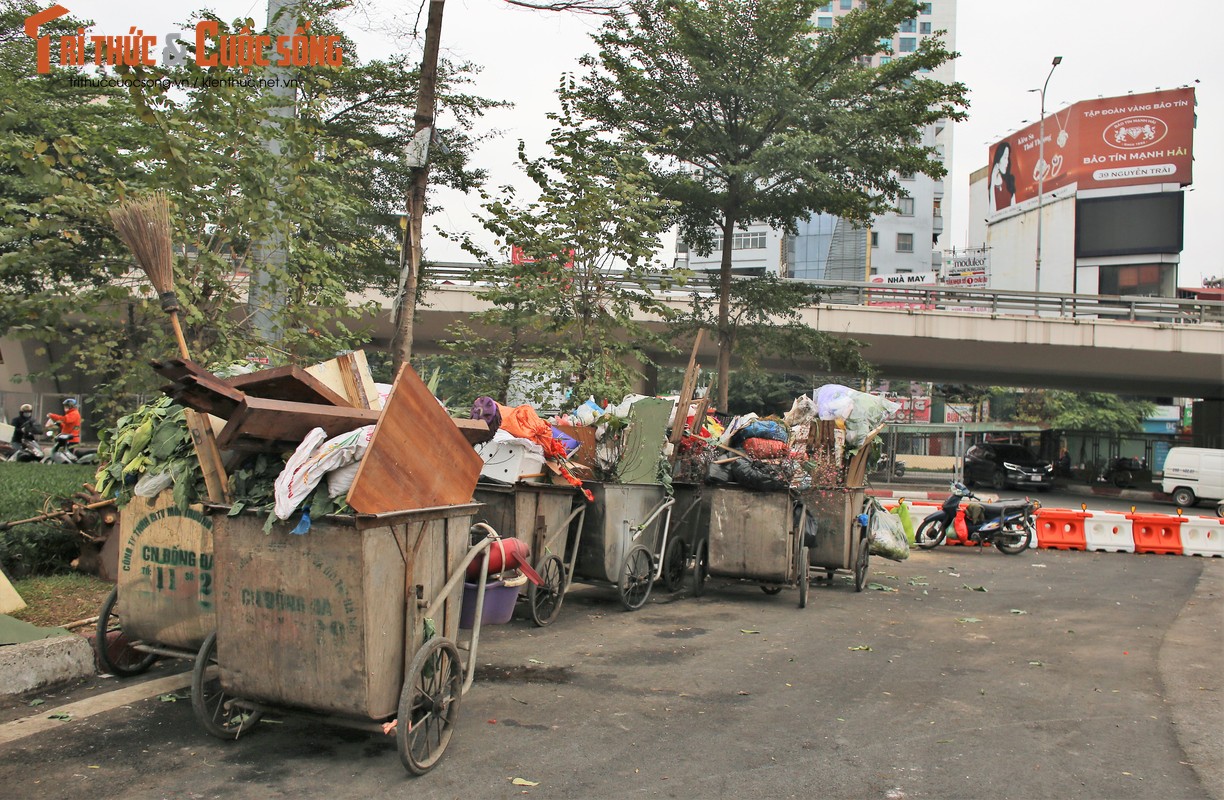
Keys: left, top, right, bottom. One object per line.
{"left": 1031, "top": 56, "right": 1063, "bottom": 295}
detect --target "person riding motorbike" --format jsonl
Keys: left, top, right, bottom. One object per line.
{"left": 11, "top": 403, "right": 43, "bottom": 447}
{"left": 47, "top": 398, "right": 81, "bottom": 445}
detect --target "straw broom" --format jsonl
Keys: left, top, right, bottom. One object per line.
{"left": 108, "top": 191, "right": 191, "bottom": 361}
{"left": 108, "top": 192, "right": 230, "bottom": 501}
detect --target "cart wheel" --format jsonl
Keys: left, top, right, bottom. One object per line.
{"left": 854, "top": 536, "right": 870, "bottom": 592}
{"left": 661, "top": 537, "right": 688, "bottom": 593}
{"left": 798, "top": 546, "right": 810, "bottom": 609}
{"left": 527, "top": 554, "right": 565, "bottom": 627}
{"left": 692, "top": 539, "right": 709, "bottom": 597}
{"left": 192, "top": 631, "right": 262, "bottom": 740}
{"left": 760, "top": 585, "right": 783, "bottom": 595}
{"left": 94, "top": 587, "right": 158, "bottom": 677}
{"left": 398, "top": 637, "right": 463, "bottom": 775}
{"left": 618, "top": 545, "right": 654, "bottom": 611}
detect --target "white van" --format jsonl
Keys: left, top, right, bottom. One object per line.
{"left": 1161, "top": 447, "right": 1224, "bottom": 509}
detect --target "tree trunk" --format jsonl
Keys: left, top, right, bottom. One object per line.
{"left": 390, "top": 0, "right": 445, "bottom": 373}
{"left": 716, "top": 214, "right": 735, "bottom": 411}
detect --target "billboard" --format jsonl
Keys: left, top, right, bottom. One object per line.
{"left": 987, "top": 87, "right": 1195, "bottom": 219}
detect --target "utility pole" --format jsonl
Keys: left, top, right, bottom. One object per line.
{"left": 248, "top": 0, "right": 298, "bottom": 347}
{"left": 1032, "top": 55, "right": 1062, "bottom": 295}
{"left": 390, "top": 0, "right": 446, "bottom": 373}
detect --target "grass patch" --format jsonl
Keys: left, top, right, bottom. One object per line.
{"left": 0, "top": 462, "right": 98, "bottom": 578}
{"left": 8, "top": 573, "right": 112, "bottom": 628}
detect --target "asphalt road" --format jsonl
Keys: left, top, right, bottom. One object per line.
{"left": 0, "top": 547, "right": 1220, "bottom": 800}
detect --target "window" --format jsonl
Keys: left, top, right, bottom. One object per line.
{"left": 879, "top": 56, "right": 891, "bottom": 65}
{"left": 932, "top": 198, "right": 942, "bottom": 217}
{"left": 818, "top": 1, "right": 831, "bottom": 10}
{"left": 920, "top": 21, "right": 932, "bottom": 34}
{"left": 897, "top": 197, "right": 914, "bottom": 216}
{"left": 878, "top": 36, "right": 893, "bottom": 50}
{"left": 896, "top": 233, "right": 914, "bottom": 253}
{"left": 899, "top": 37, "right": 916, "bottom": 52}
{"left": 920, "top": 2, "right": 932, "bottom": 13}
{"left": 899, "top": 19, "right": 916, "bottom": 33}
{"left": 818, "top": 16, "right": 833, "bottom": 28}
{"left": 871, "top": 231, "right": 879, "bottom": 248}
{"left": 1099, "top": 265, "right": 1169, "bottom": 297}
{"left": 840, "top": 0, "right": 852, "bottom": 8}
{"left": 713, "top": 231, "right": 768, "bottom": 251}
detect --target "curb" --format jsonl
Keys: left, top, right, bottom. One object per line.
{"left": 0, "top": 633, "right": 95, "bottom": 697}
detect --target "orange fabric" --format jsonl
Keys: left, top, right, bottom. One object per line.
{"left": 496, "top": 403, "right": 566, "bottom": 459}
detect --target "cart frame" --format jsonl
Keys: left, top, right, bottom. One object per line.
{"left": 573, "top": 482, "right": 676, "bottom": 611}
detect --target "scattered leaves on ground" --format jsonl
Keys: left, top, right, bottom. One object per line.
{"left": 956, "top": 617, "right": 982, "bottom": 624}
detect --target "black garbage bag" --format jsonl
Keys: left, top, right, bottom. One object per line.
{"left": 726, "top": 457, "right": 788, "bottom": 491}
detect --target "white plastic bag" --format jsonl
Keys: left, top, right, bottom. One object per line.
{"left": 869, "top": 507, "right": 910, "bottom": 562}
{"left": 274, "top": 425, "right": 376, "bottom": 519}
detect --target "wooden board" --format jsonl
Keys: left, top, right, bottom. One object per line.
{"left": 215, "top": 396, "right": 381, "bottom": 452}
{"left": 226, "top": 365, "right": 354, "bottom": 408}
{"left": 614, "top": 398, "right": 672, "bottom": 485}
{"left": 555, "top": 424, "right": 596, "bottom": 468}
{"left": 305, "top": 350, "right": 381, "bottom": 410}
{"left": 149, "top": 357, "right": 211, "bottom": 383}
{"left": 163, "top": 374, "right": 246, "bottom": 419}
{"left": 346, "top": 364, "right": 483, "bottom": 514}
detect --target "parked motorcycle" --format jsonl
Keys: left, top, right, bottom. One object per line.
{"left": 913, "top": 482, "right": 1036, "bottom": 554}
{"left": 871, "top": 452, "right": 907, "bottom": 479}
{"left": 37, "top": 418, "right": 96, "bottom": 465}
{"left": 6, "top": 435, "right": 46, "bottom": 462}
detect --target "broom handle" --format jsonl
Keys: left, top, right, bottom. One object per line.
{"left": 168, "top": 310, "right": 191, "bottom": 361}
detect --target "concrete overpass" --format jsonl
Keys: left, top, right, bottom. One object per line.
{"left": 361, "top": 271, "right": 1224, "bottom": 400}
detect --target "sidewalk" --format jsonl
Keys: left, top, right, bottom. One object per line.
{"left": 868, "top": 477, "right": 1170, "bottom": 505}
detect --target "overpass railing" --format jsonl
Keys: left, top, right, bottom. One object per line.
{"left": 425, "top": 264, "right": 1224, "bottom": 326}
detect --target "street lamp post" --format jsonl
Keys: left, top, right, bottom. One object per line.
{"left": 1032, "top": 56, "right": 1063, "bottom": 295}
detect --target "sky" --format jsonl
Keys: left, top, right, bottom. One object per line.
{"left": 49, "top": 0, "right": 1224, "bottom": 287}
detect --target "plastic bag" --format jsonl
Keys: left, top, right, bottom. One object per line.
{"left": 133, "top": 470, "right": 174, "bottom": 498}
{"left": 726, "top": 458, "right": 788, "bottom": 491}
{"left": 870, "top": 506, "right": 910, "bottom": 561}
{"left": 729, "top": 419, "right": 789, "bottom": 447}
{"left": 895, "top": 500, "right": 916, "bottom": 544}
{"left": 274, "top": 425, "right": 376, "bottom": 519}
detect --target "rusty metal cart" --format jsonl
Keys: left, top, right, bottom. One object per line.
{"left": 803, "top": 487, "right": 873, "bottom": 592}
{"left": 472, "top": 481, "right": 587, "bottom": 626}
{"left": 94, "top": 492, "right": 217, "bottom": 676}
{"left": 694, "top": 486, "right": 810, "bottom": 608}
{"left": 193, "top": 502, "right": 499, "bottom": 775}
{"left": 572, "top": 482, "right": 675, "bottom": 611}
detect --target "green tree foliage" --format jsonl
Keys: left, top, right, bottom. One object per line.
{"left": 445, "top": 83, "right": 683, "bottom": 408}
{"left": 0, "top": 0, "right": 500, "bottom": 423}
{"left": 1015, "top": 390, "right": 1156, "bottom": 434}
{"left": 573, "top": 0, "right": 967, "bottom": 406}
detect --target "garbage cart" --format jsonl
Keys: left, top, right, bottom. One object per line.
{"left": 802, "top": 487, "right": 873, "bottom": 591}
{"left": 472, "top": 481, "right": 587, "bottom": 626}
{"left": 194, "top": 502, "right": 498, "bottom": 775}
{"left": 572, "top": 482, "right": 675, "bottom": 611}
{"left": 94, "top": 491, "right": 216, "bottom": 676}
{"left": 660, "top": 482, "right": 707, "bottom": 592}
{"left": 695, "top": 486, "right": 809, "bottom": 608}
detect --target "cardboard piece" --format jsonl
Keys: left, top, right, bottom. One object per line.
{"left": 346, "top": 364, "right": 483, "bottom": 514}
{"left": 0, "top": 566, "right": 26, "bottom": 615}
{"left": 305, "top": 350, "right": 382, "bottom": 410}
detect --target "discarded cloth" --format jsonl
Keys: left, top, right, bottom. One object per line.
{"left": 274, "top": 425, "right": 376, "bottom": 519}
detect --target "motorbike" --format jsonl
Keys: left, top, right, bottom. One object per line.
{"left": 913, "top": 482, "right": 1036, "bottom": 555}
{"left": 871, "top": 452, "right": 907, "bottom": 479}
{"left": 6, "top": 435, "right": 46, "bottom": 462}
{"left": 36, "top": 419, "right": 96, "bottom": 465}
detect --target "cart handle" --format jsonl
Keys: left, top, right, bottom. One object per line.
{"left": 624, "top": 496, "right": 676, "bottom": 582}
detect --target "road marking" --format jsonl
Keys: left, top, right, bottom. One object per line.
{"left": 0, "top": 671, "right": 196, "bottom": 747}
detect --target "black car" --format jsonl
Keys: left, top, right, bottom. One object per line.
{"left": 963, "top": 443, "right": 1053, "bottom": 491}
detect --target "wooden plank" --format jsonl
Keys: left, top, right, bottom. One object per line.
{"left": 305, "top": 350, "right": 381, "bottom": 410}
{"left": 346, "top": 364, "right": 484, "bottom": 514}
{"left": 214, "top": 396, "right": 381, "bottom": 452}
{"left": 163, "top": 374, "right": 246, "bottom": 419}
{"left": 554, "top": 424, "right": 596, "bottom": 467}
{"left": 184, "top": 408, "right": 230, "bottom": 502}
{"left": 668, "top": 332, "right": 704, "bottom": 463}
{"left": 225, "top": 365, "right": 355, "bottom": 408}
{"left": 454, "top": 417, "right": 493, "bottom": 446}
{"left": 148, "top": 357, "right": 211, "bottom": 383}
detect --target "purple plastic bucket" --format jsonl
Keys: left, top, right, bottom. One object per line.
{"left": 459, "top": 580, "right": 521, "bottom": 629}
